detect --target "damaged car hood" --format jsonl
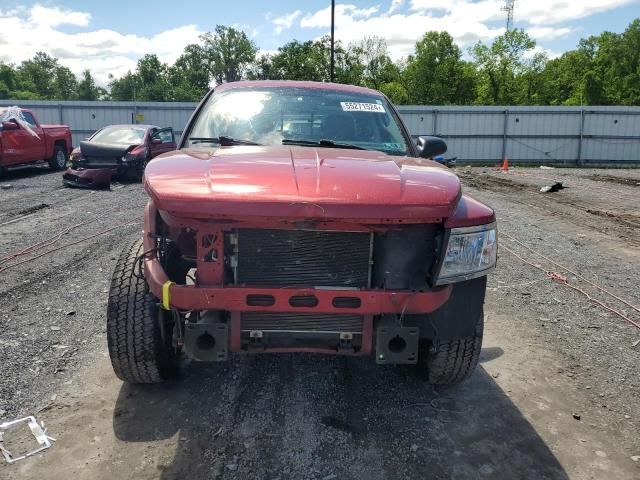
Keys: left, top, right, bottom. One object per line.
{"left": 144, "top": 146, "right": 462, "bottom": 222}
{"left": 80, "top": 140, "right": 138, "bottom": 158}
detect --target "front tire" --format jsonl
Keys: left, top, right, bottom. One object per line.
{"left": 106, "top": 239, "right": 179, "bottom": 383}
{"left": 48, "top": 145, "right": 68, "bottom": 170}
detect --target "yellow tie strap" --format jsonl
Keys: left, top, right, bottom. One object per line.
{"left": 161, "top": 281, "right": 174, "bottom": 310}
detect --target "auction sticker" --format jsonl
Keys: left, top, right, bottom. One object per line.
{"left": 340, "top": 102, "right": 386, "bottom": 113}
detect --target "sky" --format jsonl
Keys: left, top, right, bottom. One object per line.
{"left": 0, "top": 0, "right": 638, "bottom": 86}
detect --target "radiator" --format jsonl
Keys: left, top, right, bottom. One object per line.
{"left": 233, "top": 229, "right": 372, "bottom": 288}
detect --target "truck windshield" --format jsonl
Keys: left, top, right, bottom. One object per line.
{"left": 186, "top": 87, "right": 410, "bottom": 156}
{"left": 91, "top": 126, "right": 146, "bottom": 144}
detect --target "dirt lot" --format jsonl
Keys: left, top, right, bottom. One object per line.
{"left": 0, "top": 164, "right": 639, "bottom": 479}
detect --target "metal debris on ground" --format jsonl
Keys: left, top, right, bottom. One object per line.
{"left": 539, "top": 165, "right": 555, "bottom": 170}
{"left": 0, "top": 415, "right": 56, "bottom": 464}
{"left": 540, "top": 182, "right": 566, "bottom": 193}
{"left": 632, "top": 339, "right": 640, "bottom": 348}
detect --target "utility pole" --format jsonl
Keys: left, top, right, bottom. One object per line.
{"left": 330, "top": 0, "right": 335, "bottom": 82}
{"left": 501, "top": 0, "right": 515, "bottom": 31}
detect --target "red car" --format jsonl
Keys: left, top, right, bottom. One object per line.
{"left": 64, "top": 124, "right": 176, "bottom": 188}
{"left": 107, "top": 81, "right": 497, "bottom": 385}
{"left": 0, "top": 107, "right": 72, "bottom": 175}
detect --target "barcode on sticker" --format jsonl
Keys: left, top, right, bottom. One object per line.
{"left": 340, "top": 102, "right": 386, "bottom": 113}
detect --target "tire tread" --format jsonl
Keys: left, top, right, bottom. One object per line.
{"left": 106, "top": 239, "right": 173, "bottom": 383}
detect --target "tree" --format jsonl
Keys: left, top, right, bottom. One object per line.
{"left": 404, "top": 31, "right": 476, "bottom": 105}
{"left": 169, "top": 44, "right": 211, "bottom": 101}
{"left": 201, "top": 26, "right": 257, "bottom": 84}
{"left": 351, "top": 37, "right": 397, "bottom": 89}
{"left": 16, "top": 52, "right": 60, "bottom": 99}
{"left": 471, "top": 29, "right": 538, "bottom": 105}
{"left": 380, "top": 81, "right": 409, "bottom": 104}
{"left": 247, "top": 54, "right": 276, "bottom": 80}
{"left": 0, "top": 64, "right": 17, "bottom": 99}
{"left": 108, "top": 72, "right": 138, "bottom": 101}
{"left": 53, "top": 65, "right": 78, "bottom": 100}
{"left": 77, "top": 70, "right": 100, "bottom": 100}
{"left": 267, "top": 40, "right": 323, "bottom": 81}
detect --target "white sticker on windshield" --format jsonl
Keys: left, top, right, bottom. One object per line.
{"left": 340, "top": 102, "right": 386, "bottom": 113}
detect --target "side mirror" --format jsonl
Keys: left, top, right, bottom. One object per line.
{"left": 1, "top": 121, "right": 19, "bottom": 131}
{"left": 151, "top": 137, "right": 162, "bottom": 144}
{"left": 417, "top": 136, "right": 447, "bottom": 159}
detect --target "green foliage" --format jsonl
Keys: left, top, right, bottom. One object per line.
{"left": 201, "top": 26, "right": 258, "bottom": 84}
{"left": 405, "top": 32, "right": 476, "bottom": 105}
{"left": 1, "top": 19, "right": 640, "bottom": 106}
{"left": 471, "top": 29, "right": 540, "bottom": 104}
{"left": 380, "top": 82, "right": 408, "bottom": 104}
{"left": 77, "top": 70, "right": 101, "bottom": 100}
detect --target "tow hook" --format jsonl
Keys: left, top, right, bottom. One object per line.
{"left": 375, "top": 326, "right": 419, "bottom": 364}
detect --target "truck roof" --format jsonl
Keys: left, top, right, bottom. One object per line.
{"left": 214, "top": 80, "right": 383, "bottom": 96}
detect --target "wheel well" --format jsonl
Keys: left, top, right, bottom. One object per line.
{"left": 54, "top": 139, "right": 68, "bottom": 150}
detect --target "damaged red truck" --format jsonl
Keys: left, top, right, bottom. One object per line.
{"left": 0, "top": 107, "right": 72, "bottom": 175}
{"left": 107, "top": 81, "right": 497, "bottom": 385}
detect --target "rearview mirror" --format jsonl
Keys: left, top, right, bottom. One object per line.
{"left": 1, "top": 121, "right": 19, "bottom": 131}
{"left": 417, "top": 136, "right": 447, "bottom": 159}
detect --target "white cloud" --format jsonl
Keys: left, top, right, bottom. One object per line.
{"left": 273, "top": 10, "right": 302, "bottom": 34}
{"left": 301, "top": 4, "right": 381, "bottom": 28}
{"left": 387, "top": 0, "right": 405, "bottom": 14}
{"left": 299, "top": 4, "right": 503, "bottom": 59}
{"left": 410, "top": 0, "right": 456, "bottom": 11}
{"left": 0, "top": 5, "right": 203, "bottom": 86}
{"left": 527, "top": 26, "right": 573, "bottom": 41}
{"left": 515, "top": 0, "right": 637, "bottom": 25}
{"left": 298, "top": 0, "right": 640, "bottom": 59}
{"left": 411, "top": 0, "right": 639, "bottom": 25}
{"left": 28, "top": 4, "right": 90, "bottom": 27}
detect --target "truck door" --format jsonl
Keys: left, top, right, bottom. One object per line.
{"left": 20, "top": 111, "right": 46, "bottom": 161}
{"left": 1, "top": 120, "right": 30, "bottom": 165}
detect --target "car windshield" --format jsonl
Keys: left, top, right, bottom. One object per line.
{"left": 91, "top": 126, "right": 146, "bottom": 144}
{"left": 186, "top": 87, "right": 410, "bottom": 156}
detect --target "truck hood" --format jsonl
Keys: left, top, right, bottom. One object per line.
{"left": 144, "top": 146, "right": 462, "bottom": 222}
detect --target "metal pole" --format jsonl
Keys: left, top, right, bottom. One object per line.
{"left": 133, "top": 80, "right": 137, "bottom": 125}
{"left": 577, "top": 109, "right": 585, "bottom": 167}
{"left": 501, "top": 109, "right": 508, "bottom": 162}
{"left": 330, "top": 0, "right": 335, "bottom": 83}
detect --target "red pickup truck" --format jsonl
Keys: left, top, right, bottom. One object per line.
{"left": 0, "top": 107, "right": 73, "bottom": 175}
{"left": 107, "top": 81, "right": 497, "bottom": 386}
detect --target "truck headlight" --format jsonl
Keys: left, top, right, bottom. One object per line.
{"left": 436, "top": 223, "right": 497, "bottom": 285}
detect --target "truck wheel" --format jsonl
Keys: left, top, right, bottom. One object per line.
{"left": 420, "top": 311, "right": 483, "bottom": 385}
{"left": 48, "top": 145, "right": 68, "bottom": 170}
{"left": 107, "top": 239, "right": 179, "bottom": 383}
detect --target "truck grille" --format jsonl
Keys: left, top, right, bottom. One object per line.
{"left": 241, "top": 312, "right": 363, "bottom": 334}
{"left": 233, "top": 229, "right": 372, "bottom": 288}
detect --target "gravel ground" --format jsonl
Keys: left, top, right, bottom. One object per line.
{"left": 0, "top": 164, "right": 639, "bottom": 479}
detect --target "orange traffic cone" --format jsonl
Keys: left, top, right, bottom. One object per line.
{"left": 501, "top": 157, "right": 509, "bottom": 171}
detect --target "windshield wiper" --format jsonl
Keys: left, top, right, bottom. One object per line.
{"left": 282, "top": 139, "right": 369, "bottom": 151}
{"left": 189, "top": 135, "right": 262, "bottom": 146}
